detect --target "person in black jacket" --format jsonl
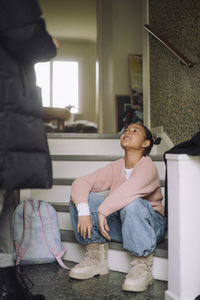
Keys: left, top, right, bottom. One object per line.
{"left": 0, "top": 0, "right": 57, "bottom": 298}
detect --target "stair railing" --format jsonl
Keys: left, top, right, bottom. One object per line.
{"left": 144, "top": 24, "right": 193, "bottom": 68}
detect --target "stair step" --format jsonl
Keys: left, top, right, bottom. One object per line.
{"left": 29, "top": 181, "right": 164, "bottom": 207}
{"left": 62, "top": 240, "right": 168, "bottom": 281}
{"left": 53, "top": 178, "right": 74, "bottom": 185}
{"left": 60, "top": 229, "right": 168, "bottom": 259}
{"left": 47, "top": 133, "right": 164, "bottom": 159}
{"left": 52, "top": 178, "right": 165, "bottom": 187}
{"left": 51, "top": 202, "right": 69, "bottom": 212}
{"left": 48, "top": 134, "right": 124, "bottom": 156}
{"left": 52, "top": 161, "right": 165, "bottom": 181}
{"left": 48, "top": 133, "right": 122, "bottom": 139}
{"left": 51, "top": 199, "right": 167, "bottom": 217}
{"left": 51, "top": 154, "right": 164, "bottom": 162}
{"left": 51, "top": 155, "right": 124, "bottom": 161}
{"left": 61, "top": 231, "right": 168, "bottom": 281}
{"left": 52, "top": 202, "right": 167, "bottom": 233}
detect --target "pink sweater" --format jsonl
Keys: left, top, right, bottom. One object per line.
{"left": 70, "top": 156, "right": 164, "bottom": 217}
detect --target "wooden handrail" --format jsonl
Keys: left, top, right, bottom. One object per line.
{"left": 144, "top": 24, "right": 193, "bottom": 68}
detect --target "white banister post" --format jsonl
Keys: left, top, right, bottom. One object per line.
{"left": 165, "top": 154, "right": 200, "bottom": 300}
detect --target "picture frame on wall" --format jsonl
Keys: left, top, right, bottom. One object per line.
{"left": 115, "top": 94, "right": 143, "bottom": 133}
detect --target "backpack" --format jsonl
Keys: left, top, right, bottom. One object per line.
{"left": 12, "top": 199, "right": 70, "bottom": 270}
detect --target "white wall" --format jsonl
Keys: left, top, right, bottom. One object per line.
{"left": 113, "top": 0, "right": 143, "bottom": 95}
{"left": 96, "top": 0, "right": 114, "bottom": 133}
{"left": 56, "top": 40, "right": 97, "bottom": 123}
{"left": 97, "top": 0, "right": 143, "bottom": 133}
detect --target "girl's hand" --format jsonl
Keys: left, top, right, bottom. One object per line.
{"left": 77, "top": 215, "right": 92, "bottom": 239}
{"left": 98, "top": 212, "right": 111, "bottom": 241}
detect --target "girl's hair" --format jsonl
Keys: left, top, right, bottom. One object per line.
{"left": 141, "top": 124, "right": 154, "bottom": 156}
{"left": 124, "top": 122, "right": 161, "bottom": 156}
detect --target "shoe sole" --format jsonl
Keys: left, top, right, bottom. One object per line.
{"left": 69, "top": 266, "right": 109, "bottom": 280}
{"left": 122, "top": 277, "right": 153, "bottom": 292}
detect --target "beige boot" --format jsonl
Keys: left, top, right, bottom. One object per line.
{"left": 69, "top": 243, "right": 109, "bottom": 280}
{"left": 122, "top": 253, "right": 153, "bottom": 292}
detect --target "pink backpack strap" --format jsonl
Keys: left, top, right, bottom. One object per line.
{"left": 38, "top": 201, "right": 70, "bottom": 270}
{"left": 15, "top": 200, "right": 34, "bottom": 265}
{"left": 54, "top": 252, "right": 70, "bottom": 270}
{"left": 54, "top": 250, "right": 70, "bottom": 270}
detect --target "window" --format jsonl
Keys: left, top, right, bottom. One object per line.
{"left": 35, "top": 62, "right": 50, "bottom": 107}
{"left": 35, "top": 60, "right": 79, "bottom": 113}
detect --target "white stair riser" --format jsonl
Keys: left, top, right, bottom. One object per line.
{"left": 153, "top": 256, "right": 168, "bottom": 281}
{"left": 57, "top": 212, "right": 73, "bottom": 230}
{"left": 52, "top": 161, "right": 110, "bottom": 178}
{"left": 52, "top": 160, "right": 166, "bottom": 180}
{"left": 20, "top": 190, "right": 31, "bottom": 201}
{"left": 62, "top": 241, "right": 85, "bottom": 262}
{"left": 31, "top": 186, "right": 71, "bottom": 204}
{"left": 62, "top": 242, "right": 168, "bottom": 281}
{"left": 48, "top": 138, "right": 163, "bottom": 156}
{"left": 48, "top": 139, "right": 124, "bottom": 156}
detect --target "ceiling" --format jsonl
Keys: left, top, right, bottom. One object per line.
{"left": 39, "top": 0, "right": 97, "bottom": 42}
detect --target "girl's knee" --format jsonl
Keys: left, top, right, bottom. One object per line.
{"left": 121, "top": 197, "right": 145, "bottom": 216}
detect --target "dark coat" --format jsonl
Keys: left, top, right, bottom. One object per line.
{"left": 0, "top": 0, "right": 57, "bottom": 189}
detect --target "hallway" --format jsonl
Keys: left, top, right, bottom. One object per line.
{"left": 24, "top": 262, "right": 167, "bottom": 300}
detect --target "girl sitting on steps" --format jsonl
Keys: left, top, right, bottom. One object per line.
{"left": 69, "top": 122, "right": 166, "bottom": 292}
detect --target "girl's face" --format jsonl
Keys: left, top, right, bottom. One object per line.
{"left": 120, "top": 123, "right": 150, "bottom": 152}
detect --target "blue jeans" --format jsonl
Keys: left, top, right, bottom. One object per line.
{"left": 69, "top": 192, "right": 166, "bottom": 257}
